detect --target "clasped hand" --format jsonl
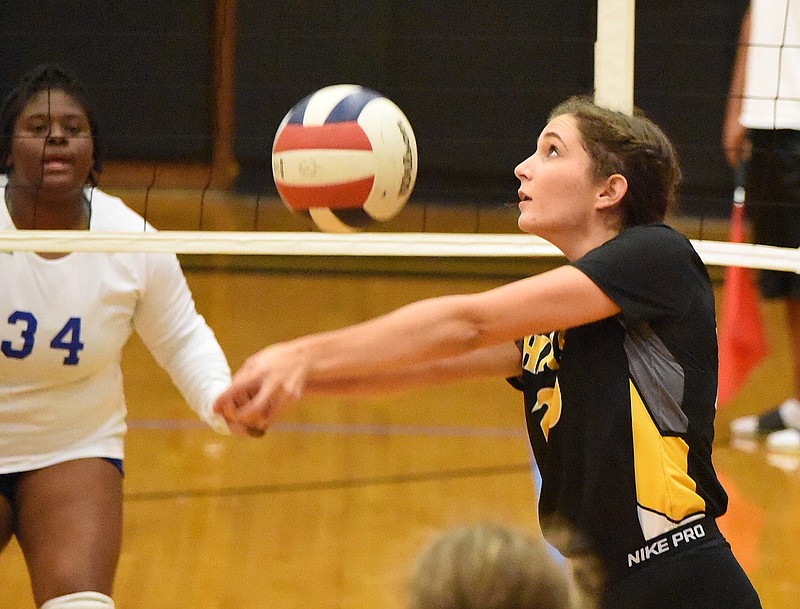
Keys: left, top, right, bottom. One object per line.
{"left": 213, "top": 344, "right": 308, "bottom": 437}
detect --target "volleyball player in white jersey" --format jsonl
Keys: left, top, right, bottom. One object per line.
{"left": 0, "top": 64, "right": 235, "bottom": 609}
{"left": 724, "top": 0, "right": 800, "bottom": 451}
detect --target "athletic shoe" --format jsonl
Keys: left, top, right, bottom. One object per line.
{"left": 730, "top": 407, "right": 788, "bottom": 437}
{"left": 729, "top": 436, "right": 758, "bottom": 453}
{"left": 765, "top": 450, "right": 800, "bottom": 472}
{"left": 766, "top": 428, "right": 800, "bottom": 454}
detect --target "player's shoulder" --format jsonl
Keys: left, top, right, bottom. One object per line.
{"left": 591, "top": 223, "right": 688, "bottom": 258}
{"left": 577, "top": 224, "right": 700, "bottom": 283}
{"left": 625, "top": 222, "right": 685, "bottom": 243}
{"left": 617, "top": 223, "right": 695, "bottom": 258}
{"left": 87, "top": 186, "right": 156, "bottom": 233}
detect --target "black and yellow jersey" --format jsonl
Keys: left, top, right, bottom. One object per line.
{"left": 510, "top": 223, "right": 728, "bottom": 581}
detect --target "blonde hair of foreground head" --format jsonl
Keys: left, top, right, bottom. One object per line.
{"left": 407, "top": 523, "right": 575, "bottom": 609}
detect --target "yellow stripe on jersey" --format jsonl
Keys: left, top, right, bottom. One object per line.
{"left": 522, "top": 333, "right": 562, "bottom": 374}
{"left": 522, "top": 332, "right": 564, "bottom": 440}
{"left": 534, "top": 378, "right": 562, "bottom": 441}
{"left": 630, "top": 380, "right": 705, "bottom": 523}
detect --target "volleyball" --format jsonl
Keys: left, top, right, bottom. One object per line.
{"left": 271, "top": 84, "right": 418, "bottom": 233}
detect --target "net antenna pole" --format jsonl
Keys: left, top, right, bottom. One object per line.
{"left": 211, "top": 0, "right": 238, "bottom": 188}
{"left": 594, "top": 0, "right": 636, "bottom": 115}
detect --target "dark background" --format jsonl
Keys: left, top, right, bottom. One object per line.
{"left": 1, "top": 0, "right": 749, "bottom": 217}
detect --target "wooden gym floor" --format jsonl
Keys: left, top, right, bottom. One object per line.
{"left": 0, "top": 195, "right": 797, "bottom": 608}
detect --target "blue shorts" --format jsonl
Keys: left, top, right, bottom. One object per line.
{"left": 0, "top": 458, "right": 123, "bottom": 506}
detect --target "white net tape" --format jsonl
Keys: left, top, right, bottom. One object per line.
{"left": 0, "top": 230, "right": 797, "bottom": 273}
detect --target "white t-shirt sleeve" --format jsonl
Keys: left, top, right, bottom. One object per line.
{"left": 87, "top": 186, "right": 232, "bottom": 434}
{"left": 132, "top": 252, "right": 232, "bottom": 434}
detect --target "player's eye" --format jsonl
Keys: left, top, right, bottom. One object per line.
{"left": 28, "top": 123, "right": 49, "bottom": 136}
{"left": 64, "top": 123, "right": 87, "bottom": 136}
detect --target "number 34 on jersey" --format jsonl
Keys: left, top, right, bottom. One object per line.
{"left": 1, "top": 310, "right": 84, "bottom": 365}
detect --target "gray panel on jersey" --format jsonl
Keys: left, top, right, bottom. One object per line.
{"left": 622, "top": 321, "right": 688, "bottom": 435}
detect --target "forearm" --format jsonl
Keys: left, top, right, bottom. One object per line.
{"left": 304, "top": 342, "right": 522, "bottom": 396}
{"left": 288, "top": 294, "right": 485, "bottom": 382}
{"left": 149, "top": 322, "right": 232, "bottom": 433}
{"left": 725, "top": 7, "right": 750, "bottom": 123}
{"left": 135, "top": 254, "right": 232, "bottom": 433}
{"left": 722, "top": 6, "right": 751, "bottom": 166}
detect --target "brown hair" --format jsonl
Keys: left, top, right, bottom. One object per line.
{"left": 407, "top": 523, "right": 574, "bottom": 609}
{"left": 549, "top": 96, "right": 682, "bottom": 229}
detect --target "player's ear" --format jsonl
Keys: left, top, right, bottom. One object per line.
{"left": 596, "top": 173, "right": 627, "bottom": 210}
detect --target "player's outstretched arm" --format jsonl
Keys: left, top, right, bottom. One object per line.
{"left": 213, "top": 264, "right": 618, "bottom": 433}
{"left": 304, "top": 342, "right": 522, "bottom": 395}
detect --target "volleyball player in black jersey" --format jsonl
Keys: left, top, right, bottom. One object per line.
{"left": 215, "top": 96, "right": 762, "bottom": 608}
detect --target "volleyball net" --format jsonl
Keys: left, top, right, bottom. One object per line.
{"left": 0, "top": 227, "right": 798, "bottom": 275}
{"left": 1, "top": 0, "right": 795, "bottom": 275}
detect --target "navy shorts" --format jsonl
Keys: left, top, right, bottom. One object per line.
{"left": 0, "top": 458, "right": 123, "bottom": 506}
{"left": 746, "top": 129, "right": 800, "bottom": 299}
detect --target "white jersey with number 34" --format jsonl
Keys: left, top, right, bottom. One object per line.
{"left": 0, "top": 184, "right": 231, "bottom": 473}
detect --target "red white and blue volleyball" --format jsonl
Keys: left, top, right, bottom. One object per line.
{"left": 272, "top": 84, "right": 418, "bottom": 233}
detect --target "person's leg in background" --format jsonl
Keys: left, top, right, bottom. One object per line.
{"left": 731, "top": 130, "right": 800, "bottom": 450}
